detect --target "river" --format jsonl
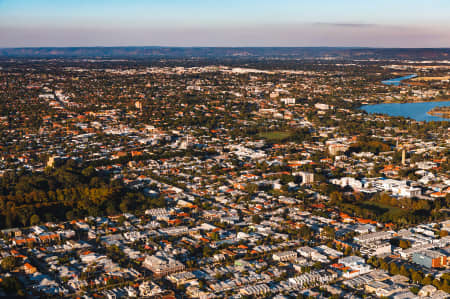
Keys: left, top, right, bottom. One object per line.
{"left": 361, "top": 100, "right": 450, "bottom": 122}
{"left": 381, "top": 74, "right": 417, "bottom": 86}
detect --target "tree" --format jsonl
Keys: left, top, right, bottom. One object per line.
{"left": 432, "top": 279, "right": 442, "bottom": 289}
{"left": 441, "top": 279, "right": 450, "bottom": 293}
{"left": 252, "top": 214, "right": 262, "bottom": 224}
{"left": 441, "top": 273, "right": 450, "bottom": 281}
{"left": 245, "top": 183, "right": 257, "bottom": 195}
{"left": 298, "top": 226, "right": 313, "bottom": 240}
{"left": 210, "top": 231, "right": 219, "bottom": 241}
{"left": 202, "top": 245, "right": 213, "bottom": 257}
{"left": 0, "top": 276, "right": 24, "bottom": 295}
{"left": 399, "top": 265, "right": 409, "bottom": 277}
{"left": 330, "top": 191, "right": 343, "bottom": 203}
{"left": 410, "top": 270, "right": 423, "bottom": 283}
{"left": 389, "top": 263, "right": 399, "bottom": 275}
{"left": 422, "top": 275, "right": 433, "bottom": 285}
{"left": 18, "top": 212, "right": 29, "bottom": 227}
{"left": 410, "top": 286, "right": 420, "bottom": 294}
{"left": 66, "top": 210, "right": 75, "bottom": 220}
{"left": 344, "top": 246, "right": 352, "bottom": 256}
{"left": 1, "top": 256, "right": 18, "bottom": 271}
{"left": 119, "top": 200, "right": 129, "bottom": 213}
{"left": 398, "top": 239, "right": 411, "bottom": 249}
{"left": 117, "top": 216, "right": 126, "bottom": 225}
{"left": 30, "top": 214, "right": 40, "bottom": 226}
{"left": 322, "top": 226, "right": 335, "bottom": 240}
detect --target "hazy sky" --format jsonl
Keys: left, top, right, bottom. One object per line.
{"left": 0, "top": 0, "right": 449, "bottom": 47}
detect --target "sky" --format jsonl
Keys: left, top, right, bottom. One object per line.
{"left": 0, "top": 0, "right": 449, "bottom": 48}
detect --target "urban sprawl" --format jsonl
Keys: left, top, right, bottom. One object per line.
{"left": 0, "top": 57, "right": 449, "bottom": 299}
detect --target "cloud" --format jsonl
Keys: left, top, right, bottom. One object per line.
{"left": 0, "top": 22, "right": 449, "bottom": 48}
{"left": 313, "top": 22, "right": 378, "bottom": 28}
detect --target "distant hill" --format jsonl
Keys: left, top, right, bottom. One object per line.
{"left": 0, "top": 47, "right": 449, "bottom": 60}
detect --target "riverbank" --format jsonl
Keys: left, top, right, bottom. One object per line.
{"left": 427, "top": 106, "right": 450, "bottom": 118}
{"left": 381, "top": 97, "right": 450, "bottom": 104}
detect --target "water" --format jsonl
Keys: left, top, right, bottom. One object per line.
{"left": 361, "top": 101, "right": 450, "bottom": 122}
{"left": 381, "top": 74, "right": 417, "bottom": 86}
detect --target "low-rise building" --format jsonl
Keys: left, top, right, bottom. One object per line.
{"left": 143, "top": 253, "right": 185, "bottom": 276}
{"left": 412, "top": 250, "right": 447, "bottom": 268}
{"left": 273, "top": 251, "right": 297, "bottom": 262}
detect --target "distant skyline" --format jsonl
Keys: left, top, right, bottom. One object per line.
{"left": 0, "top": 0, "right": 449, "bottom": 48}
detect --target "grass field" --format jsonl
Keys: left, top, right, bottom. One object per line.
{"left": 257, "top": 131, "right": 292, "bottom": 141}
{"left": 360, "top": 201, "right": 405, "bottom": 217}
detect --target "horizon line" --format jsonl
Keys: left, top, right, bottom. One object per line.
{"left": 1, "top": 46, "right": 450, "bottom": 49}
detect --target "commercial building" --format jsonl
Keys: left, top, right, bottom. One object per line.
{"left": 273, "top": 250, "right": 298, "bottom": 262}
{"left": 143, "top": 254, "right": 185, "bottom": 276}
{"left": 412, "top": 250, "right": 447, "bottom": 268}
